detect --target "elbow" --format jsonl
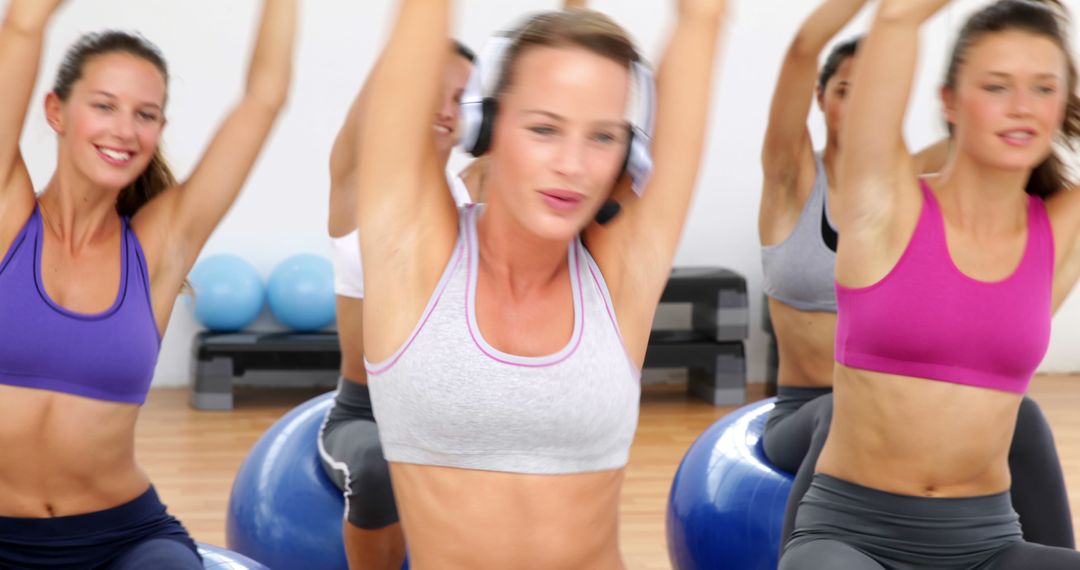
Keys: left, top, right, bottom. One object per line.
{"left": 875, "top": 0, "right": 943, "bottom": 26}
{"left": 247, "top": 79, "right": 290, "bottom": 115}
{"left": 787, "top": 31, "right": 824, "bottom": 61}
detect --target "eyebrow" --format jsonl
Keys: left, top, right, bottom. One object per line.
{"left": 983, "top": 71, "right": 1061, "bottom": 81}
{"left": 89, "top": 90, "right": 163, "bottom": 110}
{"left": 520, "top": 109, "right": 626, "bottom": 129}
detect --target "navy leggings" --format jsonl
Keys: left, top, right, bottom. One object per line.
{"left": 0, "top": 486, "right": 201, "bottom": 569}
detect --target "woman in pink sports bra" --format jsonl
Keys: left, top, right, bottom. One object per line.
{"left": 781, "top": 1, "right": 1080, "bottom": 568}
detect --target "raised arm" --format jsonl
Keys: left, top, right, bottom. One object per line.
{"left": 0, "top": 1, "right": 64, "bottom": 201}
{"left": 761, "top": 0, "right": 866, "bottom": 196}
{"left": 354, "top": 0, "right": 455, "bottom": 243}
{"left": 563, "top": 0, "right": 588, "bottom": 8}
{"left": 586, "top": 0, "right": 727, "bottom": 299}
{"left": 836, "top": 0, "right": 950, "bottom": 236}
{"left": 135, "top": 0, "right": 297, "bottom": 266}
{"left": 327, "top": 79, "right": 370, "bottom": 236}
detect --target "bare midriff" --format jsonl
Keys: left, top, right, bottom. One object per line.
{"left": 769, "top": 297, "right": 836, "bottom": 388}
{"left": 390, "top": 462, "right": 625, "bottom": 570}
{"left": 0, "top": 385, "right": 149, "bottom": 518}
{"left": 816, "top": 365, "right": 1020, "bottom": 497}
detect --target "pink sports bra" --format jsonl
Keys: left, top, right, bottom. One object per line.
{"left": 835, "top": 180, "right": 1053, "bottom": 394}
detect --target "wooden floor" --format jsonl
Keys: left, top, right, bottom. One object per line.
{"left": 136, "top": 375, "right": 1080, "bottom": 570}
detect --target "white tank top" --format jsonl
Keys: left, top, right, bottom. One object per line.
{"left": 330, "top": 173, "right": 473, "bottom": 299}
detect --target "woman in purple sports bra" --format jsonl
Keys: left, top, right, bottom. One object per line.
{"left": 0, "top": 1, "right": 295, "bottom": 568}
{"left": 780, "top": 0, "right": 1080, "bottom": 568}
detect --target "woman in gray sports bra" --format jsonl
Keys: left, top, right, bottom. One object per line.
{"left": 350, "top": 0, "right": 727, "bottom": 567}
{"left": 758, "top": 0, "right": 1072, "bottom": 552}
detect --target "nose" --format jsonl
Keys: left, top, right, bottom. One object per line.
{"left": 1008, "top": 88, "right": 1035, "bottom": 117}
{"left": 552, "top": 134, "right": 587, "bottom": 180}
{"left": 110, "top": 111, "right": 137, "bottom": 142}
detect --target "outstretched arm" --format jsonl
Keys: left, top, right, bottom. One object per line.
{"left": 0, "top": 0, "right": 65, "bottom": 205}
{"left": 836, "top": 0, "right": 950, "bottom": 235}
{"left": 136, "top": 0, "right": 297, "bottom": 270}
{"left": 761, "top": 0, "right": 867, "bottom": 200}
{"left": 586, "top": 0, "right": 728, "bottom": 303}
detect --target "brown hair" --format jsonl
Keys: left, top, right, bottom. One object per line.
{"left": 53, "top": 30, "right": 176, "bottom": 216}
{"left": 944, "top": 0, "right": 1080, "bottom": 198}
{"left": 494, "top": 9, "right": 639, "bottom": 98}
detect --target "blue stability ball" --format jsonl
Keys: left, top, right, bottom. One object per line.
{"left": 227, "top": 393, "right": 348, "bottom": 569}
{"left": 667, "top": 399, "right": 794, "bottom": 570}
{"left": 227, "top": 393, "right": 410, "bottom": 570}
{"left": 197, "top": 543, "right": 270, "bottom": 569}
{"left": 188, "top": 255, "right": 265, "bottom": 332}
{"left": 266, "top": 254, "right": 336, "bottom": 332}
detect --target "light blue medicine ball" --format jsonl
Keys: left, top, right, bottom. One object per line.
{"left": 267, "top": 254, "right": 336, "bottom": 332}
{"left": 188, "top": 254, "right": 265, "bottom": 332}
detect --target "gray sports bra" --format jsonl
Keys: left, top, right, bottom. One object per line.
{"left": 365, "top": 205, "right": 641, "bottom": 474}
{"left": 761, "top": 153, "right": 838, "bottom": 313}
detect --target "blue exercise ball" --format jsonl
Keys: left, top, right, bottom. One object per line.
{"left": 197, "top": 543, "right": 269, "bottom": 569}
{"left": 227, "top": 392, "right": 408, "bottom": 570}
{"left": 188, "top": 255, "right": 265, "bottom": 332}
{"left": 667, "top": 398, "right": 793, "bottom": 570}
{"left": 266, "top": 254, "right": 336, "bottom": 332}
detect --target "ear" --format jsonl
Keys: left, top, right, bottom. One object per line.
{"left": 816, "top": 85, "right": 826, "bottom": 113}
{"left": 44, "top": 92, "right": 65, "bottom": 135}
{"left": 940, "top": 84, "right": 957, "bottom": 129}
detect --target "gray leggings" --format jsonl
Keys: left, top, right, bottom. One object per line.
{"left": 767, "top": 390, "right": 1074, "bottom": 550}
{"left": 762, "top": 386, "right": 833, "bottom": 473}
{"left": 318, "top": 378, "right": 399, "bottom": 530}
{"left": 780, "top": 473, "right": 1080, "bottom": 569}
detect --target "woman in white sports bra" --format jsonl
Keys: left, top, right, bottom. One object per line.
{"left": 352, "top": 0, "right": 727, "bottom": 567}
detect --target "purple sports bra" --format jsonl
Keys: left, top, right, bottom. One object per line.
{"left": 0, "top": 206, "right": 160, "bottom": 404}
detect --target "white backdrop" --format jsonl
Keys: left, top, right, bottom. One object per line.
{"left": 4, "top": 0, "right": 1079, "bottom": 387}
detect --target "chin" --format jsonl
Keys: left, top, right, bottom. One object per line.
{"left": 90, "top": 170, "right": 140, "bottom": 191}
{"left": 990, "top": 151, "right": 1051, "bottom": 173}
{"left": 528, "top": 212, "right": 591, "bottom": 242}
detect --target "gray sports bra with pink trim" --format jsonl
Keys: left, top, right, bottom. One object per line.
{"left": 365, "top": 204, "right": 641, "bottom": 474}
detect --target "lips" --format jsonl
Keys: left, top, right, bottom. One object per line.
{"left": 433, "top": 123, "right": 453, "bottom": 136}
{"left": 998, "top": 128, "right": 1037, "bottom": 146}
{"left": 539, "top": 189, "right": 585, "bottom": 213}
{"left": 95, "top": 145, "right": 134, "bottom": 166}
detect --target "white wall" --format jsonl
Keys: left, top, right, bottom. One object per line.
{"left": 6, "top": 0, "right": 1080, "bottom": 387}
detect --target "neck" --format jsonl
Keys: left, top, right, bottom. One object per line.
{"left": 822, "top": 136, "right": 840, "bottom": 186}
{"left": 475, "top": 198, "right": 571, "bottom": 298}
{"left": 38, "top": 161, "right": 122, "bottom": 251}
{"left": 931, "top": 152, "right": 1030, "bottom": 234}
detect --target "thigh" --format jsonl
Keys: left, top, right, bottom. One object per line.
{"left": 103, "top": 538, "right": 202, "bottom": 570}
{"left": 985, "top": 541, "right": 1080, "bottom": 570}
{"left": 319, "top": 415, "right": 398, "bottom": 529}
{"left": 1008, "top": 396, "right": 1074, "bottom": 548}
{"left": 779, "top": 538, "right": 884, "bottom": 570}
{"left": 320, "top": 415, "right": 388, "bottom": 486}
{"left": 780, "top": 395, "right": 834, "bottom": 550}
{"left": 764, "top": 393, "right": 830, "bottom": 474}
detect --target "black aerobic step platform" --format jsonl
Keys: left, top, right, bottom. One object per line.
{"left": 660, "top": 267, "right": 748, "bottom": 342}
{"left": 644, "top": 330, "right": 746, "bottom": 406}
